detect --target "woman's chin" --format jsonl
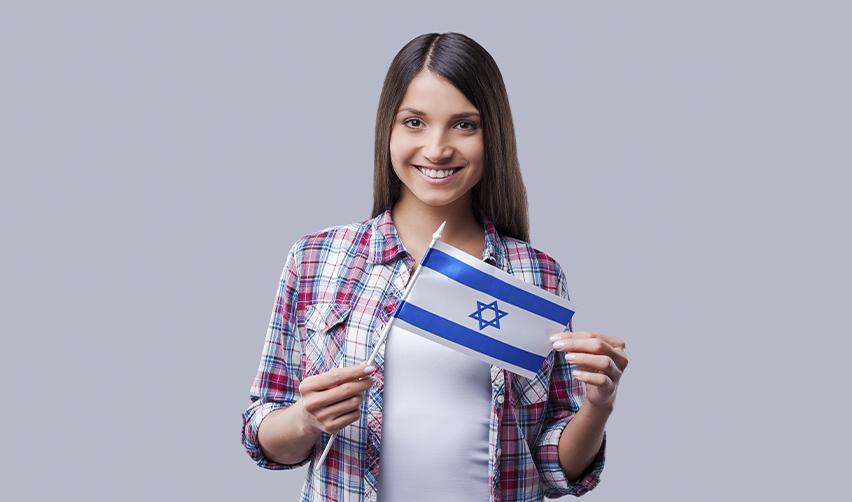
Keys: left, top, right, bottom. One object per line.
{"left": 410, "top": 190, "right": 466, "bottom": 208}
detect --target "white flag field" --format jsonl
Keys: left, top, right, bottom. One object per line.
{"left": 390, "top": 239, "right": 577, "bottom": 379}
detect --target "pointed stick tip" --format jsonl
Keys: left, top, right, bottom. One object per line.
{"left": 433, "top": 220, "right": 447, "bottom": 240}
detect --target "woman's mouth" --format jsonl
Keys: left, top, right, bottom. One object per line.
{"left": 413, "top": 164, "right": 465, "bottom": 184}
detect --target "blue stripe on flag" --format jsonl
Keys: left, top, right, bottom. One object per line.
{"left": 422, "top": 248, "right": 574, "bottom": 325}
{"left": 396, "top": 301, "right": 546, "bottom": 374}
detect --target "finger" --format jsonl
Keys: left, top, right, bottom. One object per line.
{"left": 563, "top": 353, "right": 622, "bottom": 384}
{"left": 611, "top": 346, "right": 629, "bottom": 370}
{"left": 554, "top": 337, "right": 628, "bottom": 371}
{"left": 316, "top": 392, "right": 365, "bottom": 422}
{"left": 321, "top": 376, "right": 375, "bottom": 405}
{"left": 550, "top": 330, "right": 626, "bottom": 351}
{"left": 303, "top": 377, "right": 375, "bottom": 411}
{"left": 565, "top": 331, "right": 626, "bottom": 350}
{"left": 327, "top": 409, "right": 362, "bottom": 433}
{"left": 301, "top": 361, "right": 377, "bottom": 392}
{"left": 572, "top": 369, "right": 614, "bottom": 389}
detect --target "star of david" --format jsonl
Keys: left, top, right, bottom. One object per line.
{"left": 469, "top": 300, "right": 508, "bottom": 330}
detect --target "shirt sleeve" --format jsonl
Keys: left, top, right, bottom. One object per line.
{"left": 533, "top": 264, "right": 606, "bottom": 497}
{"left": 241, "top": 240, "right": 312, "bottom": 470}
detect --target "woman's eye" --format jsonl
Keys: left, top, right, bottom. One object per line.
{"left": 401, "top": 118, "right": 479, "bottom": 131}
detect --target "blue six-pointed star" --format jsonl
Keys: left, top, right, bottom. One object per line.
{"left": 469, "top": 300, "right": 509, "bottom": 330}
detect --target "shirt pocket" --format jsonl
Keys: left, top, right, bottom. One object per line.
{"left": 511, "top": 354, "right": 554, "bottom": 445}
{"left": 303, "top": 302, "right": 353, "bottom": 377}
{"left": 511, "top": 352, "right": 554, "bottom": 407}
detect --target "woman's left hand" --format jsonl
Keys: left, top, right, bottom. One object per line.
{"left": 549, "top": 331, "right": 629, "bottom": 409}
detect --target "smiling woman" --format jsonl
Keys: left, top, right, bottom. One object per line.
{"left": 241, "top": 31, "right": 625, "bottom": 502}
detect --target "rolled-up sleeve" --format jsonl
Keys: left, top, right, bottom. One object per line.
{"left": 533, "top": 265, "right": 606, "bottom": 497}
{"left": 241, "top": 240, "right": 311, "bottom": 470}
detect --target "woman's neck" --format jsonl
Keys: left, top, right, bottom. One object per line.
{"left": 390, "top": 190, "right": 484, "bottom": 263}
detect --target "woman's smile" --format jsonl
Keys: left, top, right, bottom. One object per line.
{"left": 412, "top": 164, "right": 466, "bottom": 184}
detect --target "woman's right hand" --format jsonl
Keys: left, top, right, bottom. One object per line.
{"left": 297, "top": 361, "right": 378, "bottom": 435}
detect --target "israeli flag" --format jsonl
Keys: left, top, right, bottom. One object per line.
{"left": 390, "top": 240, "right": 576, "bottom": 379}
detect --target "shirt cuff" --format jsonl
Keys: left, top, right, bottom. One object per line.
{"left": 535, "top": 418, "right": 606, "bottom": 497}
{"left": 242, "top": 400, "right": 312, "bottom": 470}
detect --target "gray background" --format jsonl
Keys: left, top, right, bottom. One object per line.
{"left": 1, "top": 1, "right": 848, "bottom": 500}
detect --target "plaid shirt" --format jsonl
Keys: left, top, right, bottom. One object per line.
{"left": 241, "top": 207, "right": 606, "bottom": 501}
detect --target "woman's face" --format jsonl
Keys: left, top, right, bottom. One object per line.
{"left": 389, "top": 69, "right": 484, "bottom": 208}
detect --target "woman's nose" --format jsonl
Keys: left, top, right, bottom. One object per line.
{"left": 423, "top": 129, "right": 453, "bottom": 161}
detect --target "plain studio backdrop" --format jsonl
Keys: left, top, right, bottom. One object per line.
{"left": 1, "top": 1, "right": 848, "bottom": 500}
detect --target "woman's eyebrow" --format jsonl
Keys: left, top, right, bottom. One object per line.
{"left": 397, "top": 107, "right": 480, "bottom": 119}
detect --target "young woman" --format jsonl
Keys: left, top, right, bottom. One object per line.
{"left": 241, "top": 32, "right": 628, "bottom": 502}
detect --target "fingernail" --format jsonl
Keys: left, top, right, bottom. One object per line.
{"left": 564, "top": 352, "right": 576, "bottom": 361}
{"left": 548, "top": 334, "right": 561, "bottom": 342}
{"left": 363, "top": 365, "right": 376, "bottom": 374}
{"left": 552, "top": 340, "right": 566, "bottom": 349}
{"left": 573, "top": 369, "right": 584, "bottom": 378}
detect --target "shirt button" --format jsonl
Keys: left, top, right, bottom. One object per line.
{"left": 496, "top": 394, "right": 504, "bottom": 404}
{"left": 496, "top": 447, "right": 502, "bottom": 457}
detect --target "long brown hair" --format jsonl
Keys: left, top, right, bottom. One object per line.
{"left": 371, "top": 32, "right": 530, "bottom": 243}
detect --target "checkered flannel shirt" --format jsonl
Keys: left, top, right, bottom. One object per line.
{"left": 241, "top": 207, "right": 606, "bottom": 501}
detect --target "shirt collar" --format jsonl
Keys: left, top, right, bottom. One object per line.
{"left": 367, "top": 206, "right": 504, "bottom": 269}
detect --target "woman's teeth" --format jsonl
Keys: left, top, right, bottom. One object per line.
{"left": 416, "top": 166, "right": 461, "bottom": 179}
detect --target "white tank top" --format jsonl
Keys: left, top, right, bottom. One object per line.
{"left": 376, "top": 323, "right": 491, "bottom": 501}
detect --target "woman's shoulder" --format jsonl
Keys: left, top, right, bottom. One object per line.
{"left": 285, "top": 215, "right": 375, "bottom": 261}
{"left": 498, "top": 234, "right": 567, "bottom": 297}
{"left": 499, "top": 233, "right": 565, "bottom": 274}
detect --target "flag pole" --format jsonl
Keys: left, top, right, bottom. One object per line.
{"left": 313, "top": 220, "right": 447, "bottom": 471}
